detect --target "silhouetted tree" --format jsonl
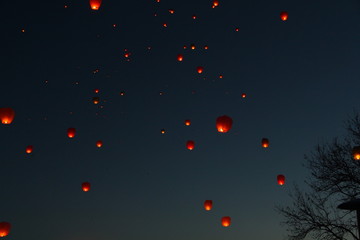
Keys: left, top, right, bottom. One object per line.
{"left": 277, "top": 113, "right": 360, "bottom": 240}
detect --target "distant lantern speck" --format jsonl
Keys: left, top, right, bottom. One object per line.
{"left": 197, "top": 66, "right": 203, "bottom": 73}
{"left": 352, "top": 146, "right": 360, "bottom": 160}
{"left": 96, "top": 140, "right": 103, "bottom": 148}
{"left": 204, "top": 200, "right": 213, "bottom": 211}
{"left": 26, "top": 145, "right": 33, "bottom": 154}
{"left": 82, "top": 182, "right": 91, "bottom": 192}
{"left": 177, "top": 54, "right": 183, "bottom": 61}
{"left": 0, "top": 108, "right": 15, "bottom": 124}
{"left": 280, "top": 11, "right": 288, "bottom": 21}
{"left": 261, "top": 138, "right": 269, "bottom": 148}
{"left": 184, "top": 119, "right": 191, "bottom": 126}
{"left": 67, "top": 128, "right": 76, "bottom": 138}
{"left": 277, "top": 174, "right": 285, "bottom": 185}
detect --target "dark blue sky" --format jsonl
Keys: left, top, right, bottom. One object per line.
{"left": 2, "top": 0, "right": 360, "bottom": 239}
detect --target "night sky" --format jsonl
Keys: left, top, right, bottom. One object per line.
{"left": 2, "top": 0, "right": 360, "bottom": 239}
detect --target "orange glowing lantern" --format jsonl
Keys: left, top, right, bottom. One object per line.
{"left": 277, "top": 174, "right": 285, "bottom": 185}
{"left": 192, "top": 15, "right": 197, "bottom": 19}
{"left": 221, "top": 217, "right": 231, "bottom": 227}
{"left": 241, "top": 93, "right": 246, "bottom": 98}
{"left": 94, "top": 89, "right": 99, "bottom": 94}
{"left": 67, "top": 128, "right": 76, "bottom": 138}
{"left": 90, "top": 0, "right": 102, "bottom": 10}
{"left": 186, "top": 140, "right": 195, "bottom": 150}
{"left": 120, "top": 91, "right": 125, "bottom": 96}
{"left": 96, "top": 140, "right": 103, "bottom": 148}
{"left": 0, "top": 222, "right": 11, "bottom": 237}
{"left": 26, "top": 145, "right": 33, "bottom": 154}
{"left": 0, "top": 108, "right": 15, "bottom": 124}
{"left": 204, "top": 200, "right": 213, "bottom": 211}
{"left": 280, "top": 11, "right": 288, "bottom": 21}
{"left": 191, "top": 44, "right": 196, "bottom": 50}
{"left": 169, "top": 9, "right": 175, "bottom": 14}
{"left": 261, "top": 138, "right": 269, "bottom": 148}
{"left": 213, "top": 0, "right": 219, "bottom": 7}
{"left": 352, "top": 146, "right": 360, "bottom": 160}
{"left": 184, "top": 119, "right": 191, "bottom": 126}
{"left": 93, "top": 97, "right": 100, "bottom": 104}
{"left": 82, "top": 182, "right": 91, "bottom": 192}
{"left": 161, "top": 129, "right": 166, "bottom": 134}
{"left": 216, "top": 115, "right": 233, "bottom": 133}
{"left": 204, "top": 45, "right": 209, "bottom": 50}
{"left": 177, "top": 54, "right": 183, "bottom": 61}
{"left": 197, "top": 66, "right": 203, "bottom": 74}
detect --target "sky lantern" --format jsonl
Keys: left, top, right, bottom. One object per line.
{"left": 191, "top": 44, "right": 196, "bottom": 50}
{"left": 94, "top": 89, "right": 99, "bottom": 93}
{"left": 235, "top": 28, "right": 239, "bottom": 32}
{"left": 0, "top": 108, "right": 15, "bottom": 124}
{"left": 204, "top": 200, "right": 213, "bottom": 211}
{"left": 120, "top": 91, "right": 125, "bottom": 96}
{"left": 280, "top": 11, "right": 288, "bottom": 21}
{"left": 82, "top": 182, "right": 91, "bottom": 192}
{"left": 90, "top": 0, "right": 102, "bottom": 10}
{"left": 192, "top": 15, "right": 197, "bottom": 19}
{"left": 184, "top": 119, "right": 191, "bottom": 126}
{"left": 186, "top": 140, "right": 195, "bottom": 150}
{"left": 197, "top": 66, "right": 203, "bottom": 73}
{"left": 212, "top": 0, "right": 219, "bottom": 7}
{"left": 0, "top": 222, "right": 11, "bottom": 237}
{"left": 93, "top": 97, "right": 100, "bottom": 104}
{"left": 221, "top": 217, "right": 231, "bottom": 227}
{"left": 67, "top": 128, "right": 76, "bottom": 138}
{"left": 216, "top": 115, "right": 233, "bottom": 133}
{"left": 96, "top": 140, "right": 103, "bottom": 148}
{"left": 26, "top": 145, "right": 33, "bottom": 154}
{"left": 161, "top": 129, "right": 166, "bottom": 134}
{"left": 169, "top": 9, "right": 175, "bottom": 14}
{"left": 352, "top": 146, "right": 360, "bottom": 160}
{"left": 241, "top": 93, "right": 246, "bottom": 98}
{"left": 277, "top": 174, "right": 285, "bottom": 185}
{"left": 177, "top": 54, "right": 183, "bottom": 61}
{"left": 204, "top": 45, "right": 209, "bottom": 50}
{"left": 261, "top": 138, "right": 269, "bottom": 148}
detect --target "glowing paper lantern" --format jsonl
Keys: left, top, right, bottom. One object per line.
{"left": 177, "top": 54, "right": 183, "bottom": 61}
{"left": 0, "top": 108, "right": 15, "bottom": 124}
{"left": 197, "top": 66, "right": 203, "bottom": 73}
{"left": 93, "top": 97, "right": 100, "bottom": 104}
{"left": 96, "top": 140, "right": 103, "bottom": 148}
{"left": 67, "top": 128, "right": 76, "bottom": 138}
{"left": 82, "top": 182, "right": 91, "bottom": 192}
{"left": 213, "top": 0, "right": 219, "bottom": 7}
{"left": 90, "top": 0, "right": 102, "bottom": 10}
{"left": 261, "top": 138, "right": 269, "bottom": 148}
{"left": 184, "top": 119, "right": 191, "bottom": 126}
{"left": 352, "top": 146, "right": 360, "bottom": 160}
{"left": 280, "top": 11, "right": 288, "bottom": 21}
{"left": 277, "top": 174, "right": 285, "bottom": 185}
{"left": 216, "top": 115, "right": 233, "bottom": 133}
{"left": 186, "top": 140, "right": 195, "bottom": 150}
{"left": 161, "top": 129, "right": 166, "bottom": 134}
{"left": 0, "top": 222, "right": 11, "bottom": 237}
{"left": 204, "top": 200, "right": 213, "bottom": 211}
{"left": 221, "top": 217, "right": 231, "bottom": 227}
{"left": 26, "top": 145, "right": 33, "bottom": 154}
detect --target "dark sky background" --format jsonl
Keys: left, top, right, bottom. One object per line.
{"left": 2, "top": 0, "right": 360, "bottom": 239}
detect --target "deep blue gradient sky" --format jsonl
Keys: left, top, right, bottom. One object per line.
{"left": 2, "top": 0, "right": 360, "bottom": 239}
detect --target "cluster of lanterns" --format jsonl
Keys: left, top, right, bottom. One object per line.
{"left": 203, "top": 200, "right": 232, "bottom": 227}
{"left": 0, "top": 1, "right": 295, "bottom": 237}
